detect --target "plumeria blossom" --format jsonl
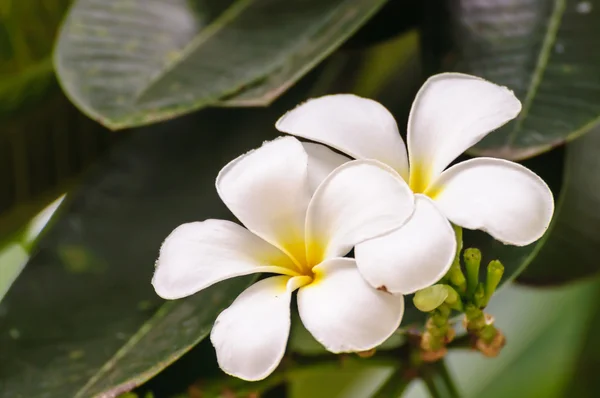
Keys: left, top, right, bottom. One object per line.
{"left": 276, "top": 73, "right": 555, "bottom": 295}
{"left": 152, "top": 136, "right": 417, "bottom": 381}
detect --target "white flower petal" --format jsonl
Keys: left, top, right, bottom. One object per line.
{"left": 211, "top": 275, "right": 308, "bottom": 381}
{"left": 302, "top": 142, "right": 350, "bottom": 194}
{"left": 276, "top": 94, "right": 409, "bottom": 179}
{"left": 355, "top": 195, "right": 456, "bottom": 294}
{"left": 431, "top": 157, "right": 554, "bottom": 246}
{"left": 297, "top": 258, "right": 404, "bottom": 353}
{"left": 152, "top": 220, "right": 298, "bottom": 299}
{"left": 217, "top": 136, "right": 311, "bottom": 264}
{"left": 305, "top": 160, "right": 414, "bottom": 264}
{"left": 407, "top": 73, "right": 522, "bottom": 189}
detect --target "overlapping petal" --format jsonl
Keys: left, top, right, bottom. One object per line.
{"left": 276, "top": 94, "right": 409, "bottom": 179}
{"left": 430, "top": 157, "right": 554, "bottom": 246}
{"left": 152, "top": 220, "right": 298, "bottom": 299}
{"left": 217, "top": 136, "right": 311, "bottom": 265}
{"left": 302, "top": 142, "right": 350, "bottom": 194}
{"left": 407, "top": 73, "right": 522, "bottom": 190}
{"left": 354, "top": 195, "right": 456, "bottom": 294}
{"left": 297, "top": 258, "right": 404, "bottom": 353}
{"left": 305, "top": 160, "right": 414, "bottom": 265}
{"left": 211, "top": 275, "right": 309, "bottom": 381}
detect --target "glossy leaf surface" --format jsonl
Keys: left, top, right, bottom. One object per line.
{"left": 55, "top": 0, "right": 386, "bottom": 129}
{"left": 448, "top": 0, "right": 600, "bottom": 160}
{"left": 0, "top": 98, "right": 301, "bottom": 397}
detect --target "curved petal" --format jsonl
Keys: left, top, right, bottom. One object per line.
{"left": 217, "top": 136, "right": 311, "bottom": 265}
{"left": 305, "top": 160, "right": 414, "bottom": 265}
{"left": 211, "top": 275, "right": 309, "bottom": 381}
{"left": 354, "top": 195, "right": 456, "bottom": 294}
{"left": 152, "top": 220, "right": 298, "bottom": 299}
{"left": 297, "top": 258, "right": 404, "bottom": 353}
{"left": 276, "top": 94, "right": 409, "bottom": 179}
{"left": 302, "top": 142, "right": 350, "bottom": 194}
{"left": 430, "top": 157, "right": 554, "bottom": 246}
{"left": 407, "top": 73, "right": 521, "bottom": 191}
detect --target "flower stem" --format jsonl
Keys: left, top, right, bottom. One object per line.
{"left": 464, "top": 304, "right": 506, "bottom": 357}
{"left": 420, "top": 305, "right": 455, "bottom": 361}
{"left": 420, "top": 359, "right": 460, "bottom": 398}
{"left": 371, "top": 368, "right": 410, "bottom": 398}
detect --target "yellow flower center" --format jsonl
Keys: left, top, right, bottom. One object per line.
{"left": 408, "top": 162, "right": 432, "bottom": 194}
{"left": 273, "top": 236, "right": 326, "bottom": 285}
{"left": 408, "top": 162, "right": 443, "bottom": 200}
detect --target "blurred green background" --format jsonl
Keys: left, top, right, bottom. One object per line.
{"left": 2, "top": 0, "right": 600, "bottom": 397}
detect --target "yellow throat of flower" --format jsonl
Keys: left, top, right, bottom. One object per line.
{"left": 409, "top": 162, "right": 432, "bottom": 194}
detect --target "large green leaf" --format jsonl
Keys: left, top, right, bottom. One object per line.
{"left": 0, "top": 0, "right": 118, "bottom": 244}
{"left": 517, "top": 126, "right": 600, "bottom": 285}
{"left": 0, "top": 90, "right": 117, "bottom": 244}
{"left": 0, "top": 83, "right": 320, "bottom": 397}
{"left": 0, "top": 195, "right": 65, "bottom": 303}
{"left": 447, "top": 0, "right": 600, "bottom": 160}
{"left": 54, "top": 0, "right": 387, "bottom": 130}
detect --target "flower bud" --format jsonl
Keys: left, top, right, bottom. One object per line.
{"left": 413, "top": 284, "right": 449, "bottom": 312}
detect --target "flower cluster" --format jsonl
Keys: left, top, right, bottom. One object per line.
{"left": 152, "top": 73, "right": 554, "bottom": 381}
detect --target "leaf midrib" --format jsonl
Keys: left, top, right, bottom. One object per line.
{"left": 131, "top": 0, "right": 256, "bottom": 105}
{"left": 506, "top": 0, "right": 567, "bottom": 147}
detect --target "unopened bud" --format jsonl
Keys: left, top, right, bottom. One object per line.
{"left": 448, "top": 264, "right": 467, "bottom": 293}
{"left": 443, "top": 285, "right": 463, "bottom": 311}
{"left": 413, "top": 284, "right": 449, "bottom": 312}
{"left": 464, "top": 248, "right": 482, "bottom": 296}
{"left": 484, "top": 260, "right": 504, "bottom": 306}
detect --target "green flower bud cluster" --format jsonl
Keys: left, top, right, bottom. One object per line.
{"left": 412, "top": 226, "right": 506, "bottom": 360}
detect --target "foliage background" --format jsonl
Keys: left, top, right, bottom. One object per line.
{"left": 1, "top": 0, "right": 600, "bottom": 397}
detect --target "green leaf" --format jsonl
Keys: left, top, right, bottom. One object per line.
{"left": 54, "top": 0, "right": 387, "bottom": 130}
{"left": 0, "top": 195, "right": 65, "bottom": 303}
{"left": 0, "top": 0, "right": 120, "bottom": 244}
{"left": 0, "top": 90, "right": 117, "bottom": 244}
{"left": 517, "top": 125, "right": 600, "bottom": 285}
{"left": 447, "top": 0, "right": 600, "bottom": 160}
{"left": 0, "top": 94, "right": 305, "bottom": 397}
{"left": 565, "top": 282, "right": 600, "bottom": 397}
{"left": 289, "top": 365, "right": 396, "bottom": 398}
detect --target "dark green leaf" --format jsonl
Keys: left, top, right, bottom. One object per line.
{"left": 564, "top": 282, "right": 600, "bottom": 397}
{"left": 288, "top": 365, "right": 396, "bottom": 398}
{"left": 447, "top": 0, "right": 600, "bottom": 160}
{"left": 55, "top": 0, "right": 387, "bottom": 130}
{"left": 0, "top": 0, "right": 117, "bottom": 244}
{"left": 517, "top": 125, "right": 600, "bottom": 285}
{"left": 0, "top": 94, "right": 307, "bottom": 397}
{"left": 0, "top": 88, "right": 117, "bottom": 244}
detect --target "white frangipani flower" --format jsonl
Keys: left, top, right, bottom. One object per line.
{"left": 276, "top": 73, "right": 555, "bottom": 295}
{"left": 152, "top": 136, "right": 416, "bottom": 381}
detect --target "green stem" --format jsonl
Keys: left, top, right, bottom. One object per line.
{"left": 420, "top": 359, "right": 460, "bottom": 398}
{"left": 371, "top": 369, "right": 410, "bottom": 398}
